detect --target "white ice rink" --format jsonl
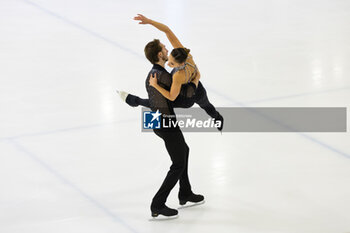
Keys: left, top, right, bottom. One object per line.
{"left": 1, "top": 0, "right": 350, "bottom": 232}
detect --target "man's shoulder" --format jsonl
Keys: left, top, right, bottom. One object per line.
{"left": 150, "top": 64, "right": 171, "bottom": 74}
{"left": 150, "top": 68, "right": 170, "bottom": 75}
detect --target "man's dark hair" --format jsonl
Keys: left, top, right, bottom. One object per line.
{"left": 144, "top": 39, "right": 162, "bottom": 64}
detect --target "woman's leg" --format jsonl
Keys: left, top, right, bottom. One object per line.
{"left": 118, "top": 90, "right": 150, "bottom": 107}
{"left": 125, "top": 94, "right": 150, "bottom": 107}
{"left": 194, "top": 82, "right": 224, "bottom": 131}
{"left": 194, "top": 82, "right": 219, "bottom": 118}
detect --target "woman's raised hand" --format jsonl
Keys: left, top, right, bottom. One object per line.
{"left": 134, "top": 14, "right": 152, "bottom": 24}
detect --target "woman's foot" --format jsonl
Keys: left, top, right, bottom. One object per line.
{"left": 116, "top": 90, "right": 139, "bottom": 107}
{"left": 116, "top": 90, "right": 129, "bottom": 102}
{"left": 215, "top": 113, "right": 224, "bottom": 132}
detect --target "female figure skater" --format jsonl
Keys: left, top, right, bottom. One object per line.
{"left": 120, "top": 14, "right": 223, "bottom": 131}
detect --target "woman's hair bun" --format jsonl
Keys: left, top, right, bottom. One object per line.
{"left": 171, "top": 47, "right": 191, "bottom": 63}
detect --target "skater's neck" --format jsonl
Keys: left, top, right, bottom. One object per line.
{"left": 155, "top": 61, "right": 166, "bottom": 67}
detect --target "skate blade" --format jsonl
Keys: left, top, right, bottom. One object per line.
{"left": 149, "top": 214, "right": 179, "bottom": 221}
{"left": 178, "top": 200, "right": 205, "bottom": 209}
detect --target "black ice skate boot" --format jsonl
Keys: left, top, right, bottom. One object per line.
{"left": 214, "top": 113, "right": 224, "bottom": 132}
{"left": 151, "top": 205, "right": 178, "bottom": 219}
{"left": 179, "top": 193, "right": 205, "bottom": 206}
{"left": 116, "top": 90, "right": 139, "bottom": 107}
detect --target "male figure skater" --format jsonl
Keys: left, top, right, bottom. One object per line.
{"left": 140, "top": 39, "right": 204, "bottom": 218}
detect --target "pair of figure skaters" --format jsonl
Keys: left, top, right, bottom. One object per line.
{"left": 119, "top": 14, "right": 224, "bottom": 218}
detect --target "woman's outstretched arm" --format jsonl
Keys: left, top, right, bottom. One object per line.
{"left": 134, "top": 14, "right": 183, "bottom": 48}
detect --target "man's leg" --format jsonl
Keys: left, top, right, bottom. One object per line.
{"left": 178, "top": 144, "right": 192, "bottom": 197}
{"left": 177, "top": 144, "right": 205, "bottom": 206}
{"left": 151, "top": 128, "right": 189, "bottom": 210}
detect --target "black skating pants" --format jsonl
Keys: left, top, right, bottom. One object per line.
{"left": 151, "top": 127, "right": 192, "bottom": 209}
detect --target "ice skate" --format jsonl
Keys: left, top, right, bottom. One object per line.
{"left": 151, "top": 205, "right": 179, "bottom": 220}
{"left": 178, "top": 193, "right": 205, "bottom": 209}
{"left": 116, "top": 90, "right": 129, "bottom": 102}
{"left": 116, "top": 90, "right": 141, "bottom": 107}
{"left": 215, "top": 113, "right": 224, "bottom": 132}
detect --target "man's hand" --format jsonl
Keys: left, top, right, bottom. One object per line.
{"left": 134, "top": 14, "right": 152, "bottom": 24}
